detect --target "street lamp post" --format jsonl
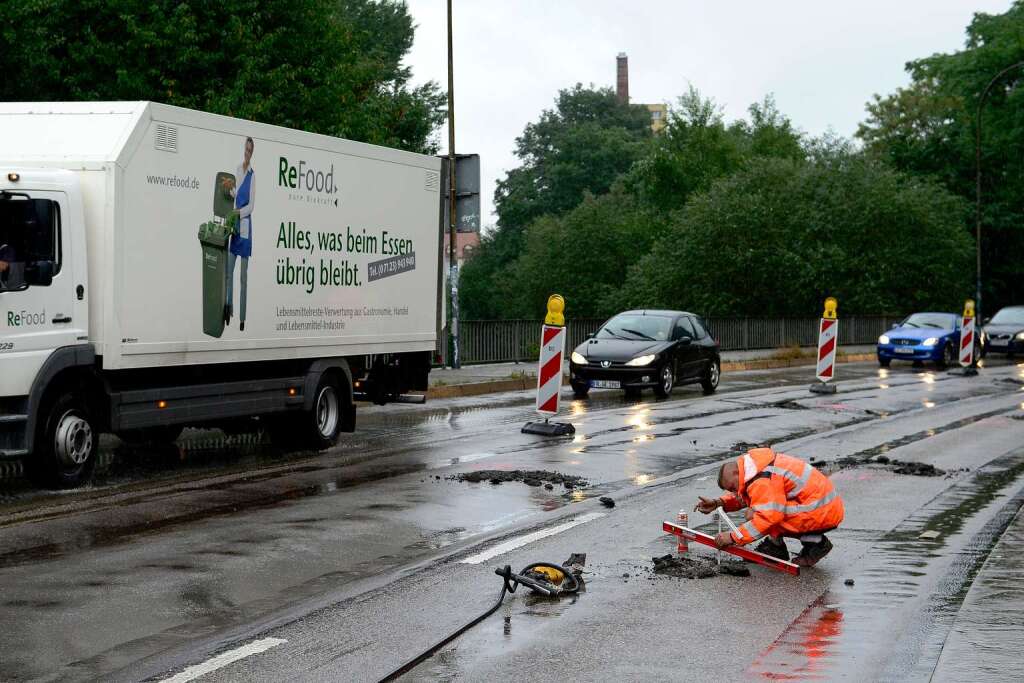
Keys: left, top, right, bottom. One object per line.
{"left": 975, "top": 61, "right": 1024, "bottom": 332}
{"left": 446, "top": 0, "right": 460, "bottom": 369}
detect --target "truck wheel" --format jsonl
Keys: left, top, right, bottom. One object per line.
{"left": 306, "top": 374, "right": 343, "bottom": 450}
{"left": 26, "top": 392, "right": 97, "bottom": 488}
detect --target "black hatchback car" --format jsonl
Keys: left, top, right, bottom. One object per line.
{"left": 981, "top": 305, "right": 1024, "bottom": 356}
{"left": 569, "top": 310, "right": 721, "bottom": 398}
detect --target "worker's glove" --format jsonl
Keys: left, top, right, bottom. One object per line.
{"left": 714, "top": 531, "right": 735, "bottom": 548}
{"left": 694, "top": 496, "right": 722, "bottom": 514}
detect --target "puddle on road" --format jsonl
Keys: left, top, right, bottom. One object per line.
{"left": 748, "top": 451, "right": 1024, "bottom": 681}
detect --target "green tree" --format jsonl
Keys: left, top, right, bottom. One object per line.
{"left": 496, "top": 185, "right": 668, "bottom": 319}
{"left": 493, "top": 84, "right": 653, "bottom": 238}
{"left": 0, "top": 0, "right": 445, "bottom": 153}
{"left": 620, "top": 146, "right": 971, "bottom": 316}
{"left": 625, "top": 89, "right": 803, "bottom": 213}
{"left": 461, "top": 85, "right": 652, "bottom": 319}
{"left": 857, "top": 1, "right": 1024, "bottom": 312}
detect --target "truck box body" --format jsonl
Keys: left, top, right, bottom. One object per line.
{"left": 1, "top": 101, "right": 442, "bottom": 383}
{"left": 0, "top": 102, "right": 444, "bottom": 484}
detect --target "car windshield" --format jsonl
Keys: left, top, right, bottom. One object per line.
{"left": 597, "top": 314, "right": 672, "bottom": 341}
{"left": 900, "top": 313, "right": 956, "bottom": 330}
{"left": 990, "top": 308, "right": 1024, "bottom": 325}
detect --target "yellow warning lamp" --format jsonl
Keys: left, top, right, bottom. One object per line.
{"left": 822, "top": 297, "right": 838, "bottom": 320}
{"left": 963, "top": 299, "right": 975, "bottom": 319}
{"left": 545, "top": 294, "right": 565, "bottom": 326}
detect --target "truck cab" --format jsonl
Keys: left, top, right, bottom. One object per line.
{"left": 2, "top": 170, "right": 94, "bottom": 483}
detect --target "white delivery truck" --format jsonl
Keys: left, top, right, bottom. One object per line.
{"left": 0, "top": 102, "right": 445, "bottom": 487}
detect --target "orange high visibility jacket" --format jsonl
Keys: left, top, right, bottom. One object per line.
{"left": 720, "top": 448, "right": 844, "bottom": 545}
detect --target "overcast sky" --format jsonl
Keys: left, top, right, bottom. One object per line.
{"left": 404, "top": 0, "right": 1012, "bottom": 229}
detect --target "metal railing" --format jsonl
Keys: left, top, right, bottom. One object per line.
{"left": 436, "top": 315, "right": 900, "bottom": 366}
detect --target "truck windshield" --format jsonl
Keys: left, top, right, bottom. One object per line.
{"left": 0, "top": 193, "right": 61, "bottom": 292}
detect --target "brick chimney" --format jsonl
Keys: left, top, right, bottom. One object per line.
{"left": 616, "top": 52, "right": 629, "bottom": 104}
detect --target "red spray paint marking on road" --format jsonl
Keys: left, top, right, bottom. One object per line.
{"left": 663, "top": 521, "right": 800, "bottom": 576}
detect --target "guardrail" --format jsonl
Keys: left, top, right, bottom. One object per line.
{"left": 436, "top": 315, "right": 900, "bottom": 366}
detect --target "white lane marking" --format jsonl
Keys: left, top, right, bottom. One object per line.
{"left": 159, "top": 638, "right": 287, "bottom": 683}
{"left": 460, "top": 512, "right": 606, "bottom": 565}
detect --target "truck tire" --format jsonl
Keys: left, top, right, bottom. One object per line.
{"left": 308, "top": 374, "right": 343, "bottom": 450}
{"left": 26, "top": 391, "right": 97, "bottom": 488}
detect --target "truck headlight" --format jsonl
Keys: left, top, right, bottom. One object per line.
{"left": 571, "top": 351, "right": 588, "bottom": 365}
{"left": 922, "top": 337, "right": 939, "bottom": 347}
{"left": 626, "top": 354, "right": 656, "bottom": 367}
{"left": 878, "top": 335, "right": 890, "bottom": 344}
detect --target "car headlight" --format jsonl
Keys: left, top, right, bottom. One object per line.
{"left": 626, "top": 354, "right": 657, "bottom": 367}
{"left": 1016, "top": 332, "right": 1024, "bottom": 341}
{"left": 922, "top": 337, "right": 939, "bottom": 347}
{"left": 570, "top": 351, "right": 588, "bottom": 365}
{"left": 878, "top": 335, "right": 890, "bottom": 344}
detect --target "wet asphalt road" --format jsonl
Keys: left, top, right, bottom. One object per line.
{"left": 2, "top": 359, "right": 1024, "bottom": 682}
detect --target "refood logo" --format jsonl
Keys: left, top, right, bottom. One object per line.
{"left": 7, "top": 309, "right": 46, "bottom": 327}
{"left": 279, "top": 156, "right": 338, "bottom": 207}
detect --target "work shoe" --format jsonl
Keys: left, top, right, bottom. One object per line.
{"left": 753, "top": 537, "right": 789, "bottom": 562}
{"left": 793, "top": 536, "right": 833, "bottom": 567}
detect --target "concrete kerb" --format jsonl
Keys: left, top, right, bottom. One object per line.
{"left": 426, "top": 352, "right": 876, "bottom": 400}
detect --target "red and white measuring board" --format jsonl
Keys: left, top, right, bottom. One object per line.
{"left": 535, "top": 324, "right": 566, "bottom": 415}
{"left": 959, "top": 315, "right": 975, "bottom": 367}
{"left": 815, "top": 317, "right": 838, "bottom": 382}
{"left": 663, "top": 521, "right": 800, "bottom": 576}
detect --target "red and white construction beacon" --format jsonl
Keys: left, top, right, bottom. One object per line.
{"left": 952, "top": 299, "right": 979, "bottom": 376}
{"left": 810, "top": 297, "right": 839, "bottom": 395}
{"left": 522, "top": 295, "right": 576, "bottom": 437}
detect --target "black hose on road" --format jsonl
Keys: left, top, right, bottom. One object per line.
{"left": 378, "top": 563, "right": 580, "bottom": 682}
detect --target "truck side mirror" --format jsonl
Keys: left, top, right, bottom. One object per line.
{"left": 25, "top": 260, "right": 54, "bottom": 287}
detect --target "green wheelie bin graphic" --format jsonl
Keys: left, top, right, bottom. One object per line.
{"left": 198, "top": 171, "right": 239, "bottom": 338}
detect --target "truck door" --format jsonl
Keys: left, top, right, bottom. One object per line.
{"left": 0, "top": 191, "right": 81, "bottom": 369}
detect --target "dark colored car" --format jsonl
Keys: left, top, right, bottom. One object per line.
{"left": 981, "top": 305, "right": 1024, "bottom": 356}
{"left": 569, "top": 310, "right": 721, "bottom": 398}
{"left": 876, "top": 312, "right": 967, "bottom": 368}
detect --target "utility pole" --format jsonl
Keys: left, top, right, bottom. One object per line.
{"left": 446, "top": 0, "right": 460, "bottom": 368}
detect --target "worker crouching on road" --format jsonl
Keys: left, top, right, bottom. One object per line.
{"left": 695, "top": 447, "right": 844, "bottom": 567}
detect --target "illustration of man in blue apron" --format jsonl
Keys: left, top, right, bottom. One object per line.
{"left": 223, "top": 136, "right": 255, "bottom": 331}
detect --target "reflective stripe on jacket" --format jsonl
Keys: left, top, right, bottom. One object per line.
{"left": 720, "top": 448, "right": 844, "bottom": 545}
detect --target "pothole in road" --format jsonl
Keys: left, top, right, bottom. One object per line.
{"left": 649, "top": 553, "right": 750, "bottom": 579}
{"left": 448, "top": 470, "right": 589, "bottom": 489}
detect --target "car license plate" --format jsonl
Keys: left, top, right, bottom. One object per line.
{"left": 990, "top": 339, "right": 1007, "bottom": 347}
{"left": 591, "top": 380, "right": 621, "bottom": 389}
{"left": 894, "top": 347, "right": 914, "bottom": 354}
